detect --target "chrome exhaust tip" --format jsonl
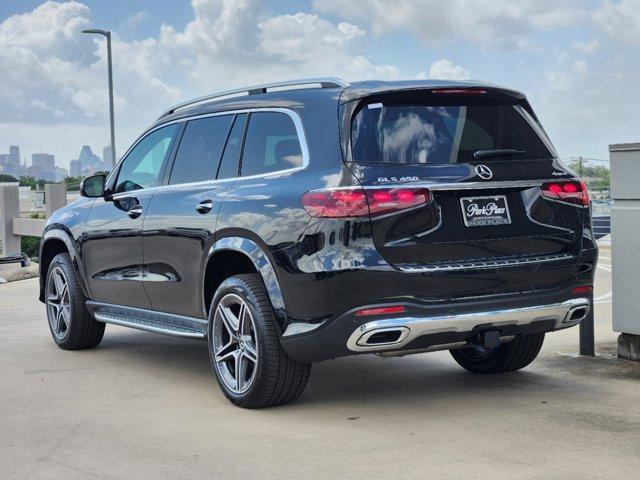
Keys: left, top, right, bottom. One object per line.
{"left": 564, "top": 305, "right": 590, "bottom": 324}
{"left": 356, "top": 327, "right": 409, "bottom": 347}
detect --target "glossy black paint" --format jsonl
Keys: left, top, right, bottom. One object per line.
{"left": 39, "top": 80, "right": 597, "bottom": 362}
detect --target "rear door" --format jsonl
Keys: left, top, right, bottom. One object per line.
{"left": 141, "top": 113, "right": 239, "bottom": 318}
{"left": 346, "top": 91, "right": 584, "bottom": 269}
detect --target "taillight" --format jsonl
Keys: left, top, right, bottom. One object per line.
{"left": 301, "top": 187, "right": 430, "bottom": 218}
{"left": 540, "top": 180, "right": 589, "bottom": 206}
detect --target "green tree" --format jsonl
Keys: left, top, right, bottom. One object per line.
{"left": 64, "top": 176, "right": 84, "bottom": 191}
{"left": 19, "top": 176, "right": 37, "bottom": 188}
{"left": 568, "top": 159, "right": 610, "bottom": 192}
{"left": 0, "top": 174, "right": 19, "bottom": 183}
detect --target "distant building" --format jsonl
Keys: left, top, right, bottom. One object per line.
{"left": 9, "top": 146, "right": 19, "bottom": 161}
{"left": 54, "top": 167, "right": 69, "bottom": 182}
{"left": 0, "top": 145, "right": 23, "bottom": 177}
{"left": 32, "top": 153, "right": 55, "bottom": 171}
{"left": 79, "top": 145, "right": 100, "bottom": 174}
{"left": 70, "top": 159, "right": 81, "bottom": 177}
{"left": 102, "top": 145, "right": 113, "bottom": 164}
{"left": 31, "top": 153, "right": 56, "bottom": 181}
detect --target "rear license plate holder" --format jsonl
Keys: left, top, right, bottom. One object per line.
{"left": 460, "top": 195, "right": 511, "bottom": 227}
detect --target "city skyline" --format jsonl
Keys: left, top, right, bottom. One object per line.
{"left": 0, "top": 142, "right": 113, "bottom": 181}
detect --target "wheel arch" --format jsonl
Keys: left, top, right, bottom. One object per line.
{"left": 203, "top": 236, "right": 286, "bottom": 328}
{"left": 39, "top": 228, "right": 89, "bottom": 302}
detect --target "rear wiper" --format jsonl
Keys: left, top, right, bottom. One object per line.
{"left": 473, "top": 149, "right": 526, "bottom": 160}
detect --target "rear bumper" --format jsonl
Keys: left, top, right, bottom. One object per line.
{"left": 346, "top": 297, "right": 589, "bottom": 353}
{"left": 280, "top": 288, "right": 592, "bottom": 362}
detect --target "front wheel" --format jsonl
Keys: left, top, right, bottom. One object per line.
{"left": 207, "top": 274, "right": 311, "bottom": 408}
{"left": 45, "top": 253, "right": 105, "bottom": 349}
{"left": 450, "top": 333, "right": 545, "bottom": 374}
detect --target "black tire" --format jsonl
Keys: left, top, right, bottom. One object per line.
{"left": 450, "top": 333, "right": 545, "bottom": 374}
{"left": 45, "top": 252, "right": 105, "bottom": 349}
{"left": 207, "top": 274, "right": 311, "bottom": 408}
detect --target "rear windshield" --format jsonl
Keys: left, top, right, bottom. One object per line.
{"left": 350, "top": 100, "right": 555, "bottom": 164}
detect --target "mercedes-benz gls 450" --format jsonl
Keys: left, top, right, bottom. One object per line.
{"left": 40, "top": 78, "right": 597, "bottom": 408}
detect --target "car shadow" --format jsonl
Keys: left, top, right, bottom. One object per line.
{"left": 94, "top": 328, "right": 581, "bottom": 409}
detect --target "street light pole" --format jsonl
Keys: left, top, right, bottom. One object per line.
{"left": 82, "top": 29, "right": 116, "bottom": 169}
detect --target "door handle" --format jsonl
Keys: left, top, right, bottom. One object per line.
{"left": 128, "top": 205, "right": 143, "bottom": 219}
{"left": 196, "top": 199, "right": 214, "bottom": 214}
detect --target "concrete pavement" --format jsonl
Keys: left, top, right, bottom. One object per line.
{"left": 1, "top": 263, "right": 639, "bottom": 480}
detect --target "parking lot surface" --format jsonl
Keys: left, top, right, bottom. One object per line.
{"left": 2, "top": 256, "right": 639, "bottom": 479}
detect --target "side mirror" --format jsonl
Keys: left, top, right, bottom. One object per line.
{"left": 80, "top": 174, "right": 106, "bottom": 198}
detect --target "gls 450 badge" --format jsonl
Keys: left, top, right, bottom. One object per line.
{"left": 377, "top": 176, "right": 420, "bottom": 183}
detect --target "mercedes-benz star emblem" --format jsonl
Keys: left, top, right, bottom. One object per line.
{"left": 475, "top": 164, "right": 493, "bottom": 180}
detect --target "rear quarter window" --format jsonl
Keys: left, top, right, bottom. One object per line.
{"left": 240, "top": 112, "right": 303, "bottom": 177}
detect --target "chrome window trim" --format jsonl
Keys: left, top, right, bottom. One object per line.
{"left": 107, "top": 107, "right": 309, "bottom": 195}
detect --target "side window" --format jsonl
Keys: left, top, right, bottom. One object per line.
{"left": 240, "top": 112, "right": 303, "bottom": 177}
{"left": 217, "top": 114, "right": 247, "bottom": 179}
{"left": 115, "top": 124, "right": 178, "bottom": 193}
{"left": 169, "top": 115, "right": 233, "bottom": 185}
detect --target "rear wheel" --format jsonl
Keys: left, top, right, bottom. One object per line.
{"left": 45, "top": 253, "right": 105, "bottom": 349}
{"left": 450, "top": 333, "right": 545, "bottom": 374}
{"left": 208, "top": 274, "right": 311, "bottom": 408}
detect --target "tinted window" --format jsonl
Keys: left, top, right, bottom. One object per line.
{"left": 169, "top": 115, "right": 233, "bottom": 185}
{"left": 217, "top": 114, "right": 247, "bottom": 179}
{"left": 351, "top": 101, "right": 553, "bottom": 164}
{"left": 241, "top": 112, "right": 303, "bottom": 177}
{"left": 115, "top": 124, "right": 178, "bottom": 193}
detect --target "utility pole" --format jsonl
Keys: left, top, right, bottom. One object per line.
{"left": 82, "top": 29, "right": 116, "bottom": 169}
{"left": 579, "top": 156, "right": 583, "bottom": 177}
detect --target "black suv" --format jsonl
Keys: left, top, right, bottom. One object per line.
{"left": 40, "top": 78, "right": 597, "bottom": 408}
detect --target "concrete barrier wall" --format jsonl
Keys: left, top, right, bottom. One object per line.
{"left": 610, "top": 143, "right": 640, "bottom": 359}
{"left": 0, "top": 183, "right": 66, "bottom": 258}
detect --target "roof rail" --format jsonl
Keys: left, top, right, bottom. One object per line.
{"left": 159, "top": 77, "right": 349, "bottom": 119}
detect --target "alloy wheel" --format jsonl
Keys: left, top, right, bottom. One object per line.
{"left": 212, "top": 293, "right": 259, "bottom": 394}
{"left": 47, "top": 266, "right": 71, "bottom": 340}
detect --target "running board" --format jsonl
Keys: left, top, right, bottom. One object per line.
{"left": 87, "top": 301, "right": 206, "bottom": 339}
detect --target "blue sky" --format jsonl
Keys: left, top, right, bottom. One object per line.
{"left": 1, "top": 0, "right": 638, "bottom": 168}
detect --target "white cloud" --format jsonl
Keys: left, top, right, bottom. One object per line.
{"left": 0, "top": 0, "right": 396, "bottom": 165}
{"left": 259, "top": 13, "right": 395, "bottom": 79}
{"left": 571, "top": 38, "right": 600, "bottom": 54}
{"left": 313, "top": 0, "right": 583, "bottom": 48}
{"left": 1, "top": 0, "right": 638, "bottom": 167}
{"left": 531, "top": 54, "right": 640, "bottom": 159}
{"left": 0, "top": 1, "right": 180, "bottom": 128}
{"left": 425, "top": 59, "right": 471, "bottom": 80}
{"left": 572, "top": 59, "right": 588, "bottom": 75}
{"left": 594, "top": 0, "right": 640, "bottom": 44}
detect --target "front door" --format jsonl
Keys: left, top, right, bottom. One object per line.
{"left": 81, "top": 123, "right": 180, "bottom": 309}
